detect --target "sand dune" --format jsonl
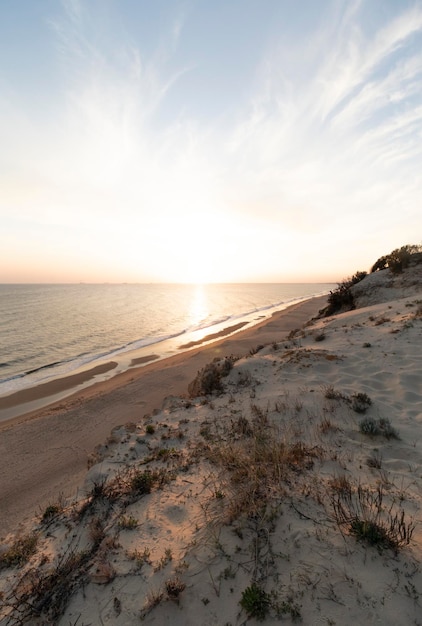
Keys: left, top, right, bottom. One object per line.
{"left": 1, "top": 269, "right": 422, "bottom": 625}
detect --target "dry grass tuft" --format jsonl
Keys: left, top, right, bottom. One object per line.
{"left": 319, "top": 417, "right": 339, "bottom": 434}
{"left": 1, "top": 549, "right": 90, "bottom": 624}
{"left": 331, "top": 483, "right": 414, "bottom": 552}
{"left": 0, "top": 533, "right": 38, "bottom": 570}
{"left": 203, "top": 410, "right": 322, "bottom": 522}
{"left": 165, "top": 575, "right": 186, "bottom": 601}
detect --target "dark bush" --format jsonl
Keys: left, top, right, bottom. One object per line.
{"left": 188, "top": 357, "right": 233, "bottom": 397}
{"left": 324, "top": 271, "right": 367, "bottom": 316}
{"left": 371, "top": 245, "right": 422, "bottom": 274}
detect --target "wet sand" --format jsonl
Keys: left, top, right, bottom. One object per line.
{"left": 0, "top": 362, "right": 118, "bottom": 413}
{"left": 0, "top": 295, "right": 326, "bottom": 537}
{"left": 178, "top": 321, "right": 248, "bottom": 349}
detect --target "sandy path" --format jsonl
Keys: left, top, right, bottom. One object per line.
{"left": 0, "top": 296, "right": 326, "bottom": 538}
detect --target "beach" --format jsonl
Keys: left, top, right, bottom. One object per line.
{"left": 1, "top": 269, "right": 422, "bottom": 625}
{"left": 0, "top": 295, "right": 327, "bottom": 539}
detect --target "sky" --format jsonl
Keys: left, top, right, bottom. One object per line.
{"left": 1, "top": 0, "right": 421, "bottom": 284}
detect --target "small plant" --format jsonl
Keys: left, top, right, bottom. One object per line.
{"left": 88, "top": 478, "right": 108, "bottom": 501}
{"left": 41, "top": 504, "right": 62, "bottom": 523}
{"left": 118, "top": 514, "right": 138, "bottom": 529}
{"left": 239, "top": 583, "right": 271, "bottom": 622}
{"left": 0, "top": 533, "right": 38, "bottom": 569}
{"left": 319, "top": 417, "right": 339, "bottom": 434}
{"left": 221, "top": 565, "right": 236, "bottom": 580}
{"left": 276, "top": 599, "right": 302, "bottom": 621}
{"left": 329, "top": 475, "right": 352, "bottom": 498}
{"left": 146, "top": 424, "right": 155, "bottom": 435}
{"left": 359, "top": 417, "right": 378, "bottom": 435}
{"left": 240, "top": 583, "right": 271, "bottom": 621}
{"left": 331, "top": 484, "right": 414, "bottom": 552}
{"left": 231, "top": 415, "right": 253, "bottom": 437}
{"left": 359, "top": 417, "right": 399, "bottom": 439}
{"left": 250, "top": 403, "right": 269, "bottom": 427}
{"left": 314, "top": 331, "right": 326, "bottom": 342}
{"left": 324, "top": 386, "right": 345, "bottom": 401}
{"left": 141, "top": 587, "right": 165, "bottom": 617}
{"left": 155, "top": 446, "right": 180, "bottom": 461}
{"left": 131, "top": 469, "right": 155, "bottom": 494}
{"left": 128, "top": 547, "right": 151, "bottom": 569}
{"left": 362, "top": 342, "right": 371, "bottom": 348}
{"left": 366, "top": 453, "right": 382, "bottom": 469}
{"left": 165, "top": 575, "right": 186, "bottom": 600}
{"left": 154, "top": 548, "right": 173, "bottom": 571}
{"left": 351, "top": 392, "right": 372, "bottom": 413}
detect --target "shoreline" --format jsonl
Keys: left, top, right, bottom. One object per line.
{"left": 0, "top": 361, "right": 118, "bottom": 418}
{"left": 0, "top": 296, "right": 324, "bottom": 425}
{"left": 0, "top": 295, "right": 326, "bottom": 537}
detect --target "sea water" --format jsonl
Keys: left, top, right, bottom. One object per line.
{"left": 0, "top": 283, "right": 333, "bottom": 397}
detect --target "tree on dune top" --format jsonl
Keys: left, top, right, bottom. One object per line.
{"left": 371, "top": 244, "right": 422, "bottom": 274}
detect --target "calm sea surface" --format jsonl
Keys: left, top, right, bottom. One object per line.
{"left": 0, "top": 283, "right": 332, "bottom": 396}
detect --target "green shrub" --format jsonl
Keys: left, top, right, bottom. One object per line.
{"left": 131, "top": 470, "right": 155, "bottom": 494}
{"left": 240, "top": 583, "right": 271, "bottom": 621}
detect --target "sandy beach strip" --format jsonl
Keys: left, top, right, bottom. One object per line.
{"left": 0, "top": 295, "right": 326, "bottom": 538}
{"left": 0, "top": 361, "right": 118, "bottom": 415}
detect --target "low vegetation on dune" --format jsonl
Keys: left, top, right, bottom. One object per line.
{"left": 324, "top": 271, "right": 367, "bottom": 316}
{"left": 322, "top": 244, "right": 422, "bottom": 317}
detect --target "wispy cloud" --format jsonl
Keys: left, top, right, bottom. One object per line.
{"left": 224, "top": 2, "right": 422, "bottom": 240}
{"left": 1, "top": 0, "right": 422, "bottom": 281}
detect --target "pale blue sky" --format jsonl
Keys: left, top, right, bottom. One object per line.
{"left": 1, "top": 0, "right": 421, "bottom": 282}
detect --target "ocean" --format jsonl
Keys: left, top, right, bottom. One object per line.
{"left": 0, "top": 283, "right": 332, "bottom": 398}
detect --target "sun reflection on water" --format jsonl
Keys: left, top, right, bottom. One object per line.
{"left": 188, "top": 285, "right": 209, "bottom": 329}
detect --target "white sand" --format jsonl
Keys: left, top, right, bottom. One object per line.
{"left": 1, "top": 269, "right": 422, "bottom": 625}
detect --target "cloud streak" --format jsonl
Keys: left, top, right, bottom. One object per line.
{"left": 225, "top": 2, "right": 422, "bottom": 232}
{"left": 1, "top": 0, "right": 421, "bottom": 282}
